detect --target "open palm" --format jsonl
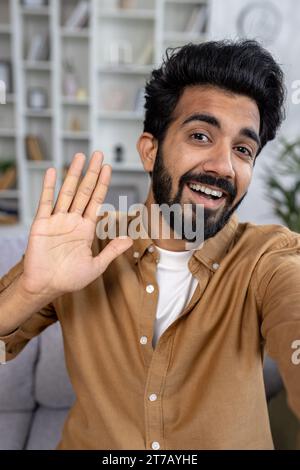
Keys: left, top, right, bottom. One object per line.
{"left": 22, "top": 152, "right": 132, "bottom": 299}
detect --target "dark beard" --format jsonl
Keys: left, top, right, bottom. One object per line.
{"left": 151, "top": 145, "right": 246, "bottom": 242}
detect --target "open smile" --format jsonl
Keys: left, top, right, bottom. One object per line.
{"left": 185, "top": 182, "right": 227, "bottom": 210}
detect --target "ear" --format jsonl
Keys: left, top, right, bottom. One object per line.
{"left": 136, "top": 132, "right": 158, "bottom": 173}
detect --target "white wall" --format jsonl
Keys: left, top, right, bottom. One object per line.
{"left": 208, "top": 0, "right": 300, "bottom": 224}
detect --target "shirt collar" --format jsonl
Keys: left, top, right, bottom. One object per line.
{"left": 192, "top": 212, "right": 239, "bottom": 271}
{"left": 128, "top": 211, "right": 239, "bottom": 268}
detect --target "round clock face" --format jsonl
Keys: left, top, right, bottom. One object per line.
{"left": 237, "top": 2, "right": 282, "bottom": 45}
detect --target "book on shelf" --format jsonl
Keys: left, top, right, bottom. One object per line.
{"left": 136, "top": 42, "right": 153, "bottom": 66}
{"left": 184, "top": 5, "right": 208, "bottom": 34}
{"left": 26, "top": 134, "right": 45, "bottom": 161}
{"left": 0, "top": 212, "right": 18, "bottom": 225}
{"left": 27, "top": 33, "right": 49, "bottom": 61}
{"left": 0, "top": 166, "right": 17, "bottom": 190}
{"left": 64, "top": 1, "right": 90, "bottom": 28}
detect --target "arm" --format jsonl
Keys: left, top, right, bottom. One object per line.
{"left": 0, "top": 256, "right": 57, "bottom": 336}
{"left": 0, "top": 151, "right": 132, "bottom": 362}
{"left": 255, "top": 233, "right": 300, "bottom": 419}
{"left": 0, "top": 256, "right": 57, "bottom": 362}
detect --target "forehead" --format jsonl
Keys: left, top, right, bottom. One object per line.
{"left": 172, "top": 85, "right": 260, "bottom": 131}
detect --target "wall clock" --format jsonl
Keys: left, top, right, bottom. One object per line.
{"left": 237, "top": 2, "right": 282, "bottom": 45}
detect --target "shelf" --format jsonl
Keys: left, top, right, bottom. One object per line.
{"left": 6, "top": 94, "right": 16, "bottom": 104}
{"left": 99, "top": 9, "right": 155, "bottom": 20}
{"left": 164, "top": 32, "right": 207, "bottom": 42}
{"left": 25, "top": 109, "right": 53, "bottom": 118}
{"left": 165, "top": 0, "right": 208, "bottom": 4}
{"left": 0, "top": 189, "right": 20, "bottom": 199}
{"left": 97, "top": 111, "right": 143, "bottom": 121}
{"left": 62, "top": 131, "right": 90, "bottom": 141}
{"left": 0, "top": 129, "right": 16, "bottom": 138}
{"left": 21, "top": 6, "right": 50, "bottom": 16}
{"left": 98, "top": 64, "right": 153, "bottom": 75}
{"left": 23, "top": 61, "right": 52, "bottom": 71}
{"left": 26, "top": 161, "right": 55, "bottom": 170}
{"left": 0, "top": 24, "right": 11, "bottom": 34}
{"left": 0, "top": 0, "right": 211, "bottom": 235}
{"left": 60, "top": 28, "right": 90, "bottom": 39}
{"left": 111, "top": 163, "right": 145, "bottom": 172}
{"left": 0, "top": 223, "right": 26, "bottom": 233}
{"left": 61, "top": 97, "right": 90, "bottom": 106}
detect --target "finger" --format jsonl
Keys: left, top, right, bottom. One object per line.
{"left": 83, "top": 164, "right": 112, "bottom": 223}
{"left": 92, "top": 236, "right": 133, "bottom": 277}
{"left": 69, "top": 151, "right": 103, "bottom": 215}
{"left": 53, "top": 153, "right": 86, "bottom": 214}
{"left": 35, "top": 167, "right": 56, "bottom": 219}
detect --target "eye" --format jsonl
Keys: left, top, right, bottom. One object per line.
{"left": 235, "top": 146, "right": 253, "bottom": 159}
{"left": 191, "top": 132, "right": 210, "bottom": 143}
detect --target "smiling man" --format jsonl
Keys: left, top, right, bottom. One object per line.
{"left": 140, "top": 86, "right": 259, "bottom": 247}
{"left": 0, "top": 40, "right": 299, "bottom": 450}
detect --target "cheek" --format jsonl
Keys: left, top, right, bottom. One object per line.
{"left": 235, "top": 166, "right": 253, "bottom": 197}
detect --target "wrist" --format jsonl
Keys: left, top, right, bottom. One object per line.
{"left": 16, "top": 273, "right": 56, "bottom": 307}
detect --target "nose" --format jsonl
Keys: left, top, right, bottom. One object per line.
{"left": 201, "top": 143, "right": 235, "bottom": 180}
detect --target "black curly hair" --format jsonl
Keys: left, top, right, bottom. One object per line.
{"left": 143, "top": 39, "right": 286, "bottom": 155}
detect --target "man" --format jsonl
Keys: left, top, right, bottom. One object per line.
{"left": 0, "top": 40, "right": 299, "bottom": 450}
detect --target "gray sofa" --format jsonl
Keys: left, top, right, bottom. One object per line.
{"left": 0, "top": 232, "right": 75, "bottom": 450}
{"left": 0, "top": 232, "right": 283, "bottom": 450}
{"left": 0, "top": 322, "right": 75, "bottom": 450}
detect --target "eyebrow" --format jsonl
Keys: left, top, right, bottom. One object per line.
{"left": 240, "top": 127, "right": 261, "bottom": 149}
{"left": 182, "top": 113, "right": 221, "bottom": 129}
{"left": 181, "top": 113, "right": 261, "bottom": 149}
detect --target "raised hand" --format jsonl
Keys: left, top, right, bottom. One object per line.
{"left": 20, "top": 151, "right": 132, "bottom": 300}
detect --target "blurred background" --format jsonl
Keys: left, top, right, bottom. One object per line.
{"left": 0, "top": 0, "right": 299, "bottom": 449}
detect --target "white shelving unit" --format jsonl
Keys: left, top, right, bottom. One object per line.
{"left": 0, "top": 0, "right": 211, "bottom": 231}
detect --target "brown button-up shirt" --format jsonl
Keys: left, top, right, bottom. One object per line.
{"left": 0, "top": 212, "right": 300, "bottom": 450}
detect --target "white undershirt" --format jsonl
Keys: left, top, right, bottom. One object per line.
{"left": 152, "top": 245, "right": 198, "bottom": 348}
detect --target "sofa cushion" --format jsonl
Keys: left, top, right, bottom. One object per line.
{"left": 25, "top": 406, "right": 70, "bottom": 450}
{"left": 35, "top": 322, "right": 75, "bottom": 408}
{"left": 0, "top": 411, "right": 33, "bottom": 450}
{"left": 0, "top": 338, "right": 38, "bottom": 411}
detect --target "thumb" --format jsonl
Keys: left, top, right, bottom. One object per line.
{"left": 92, "top": 236, "right": 133, "bottom": 276}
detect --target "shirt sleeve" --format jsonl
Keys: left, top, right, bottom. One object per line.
{"left": 0, "top": 255, "right": 58, "bottom": 363}
{"left": 255, "top": 233, "right": 300, "bottom": 420}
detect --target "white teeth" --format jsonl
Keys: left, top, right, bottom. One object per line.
{"left": 188, "top": 183, "right": 223, "bottom": 198}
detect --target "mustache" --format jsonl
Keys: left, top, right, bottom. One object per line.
{"left": 179, "top": 173, "right": 236, "bottom": 200}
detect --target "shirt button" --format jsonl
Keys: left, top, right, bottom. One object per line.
{"left": 146, "top": 284, "right": 155, "bottom": 293}
{"left": 149, "top": 393, "right": 158, "bottom": 402}
{"left": 148, "top": 245, "right": 155, "bottom": 253}
{"left": 151, "top": 441, "right": 160, "bottom": 450}
{"left": 133, "top": 251, "right": 139, "bottom": 258}
{"left": 140, "top": 336, "right": 148, "bottom": 345}
{"left": 212, "top": 262, "right": 220, "bottom": 270}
